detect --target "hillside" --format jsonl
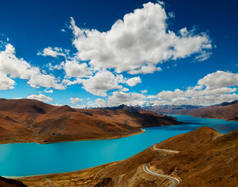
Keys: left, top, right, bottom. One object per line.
{"left": 0, "top": 99, "right": 180, "bottom": 144}
{"left": 18, "top": 127, "right": 238, "bottom": 186}
{"left": 146, "top": 100, "right": 238, "bottom": 121}
{"left": 184, "top": 100, "right": 238, "bottom": 121}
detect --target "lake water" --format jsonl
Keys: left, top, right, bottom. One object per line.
{"left": 1, "top": 115, "right": 238, "bottom": 177}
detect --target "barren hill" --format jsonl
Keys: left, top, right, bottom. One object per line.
{"left": 184, "top": 100, "right": 238, "bottom": 121}
{"left": 0, "top": 98, "right": 180, "bottom": 144}
{"left": 146, "top": 100, "right": 238, "bottom": 121}
{"left": 19, "top": 127, "right": 238, "bottom": 187}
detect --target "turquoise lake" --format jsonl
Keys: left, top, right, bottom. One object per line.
{"left": 1, "top": 115, "right": 238, "bottom": 177}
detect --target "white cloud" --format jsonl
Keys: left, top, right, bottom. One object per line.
{"left": 79, "top": 70, "right": 122, "bottom": 96}
{"left": 64, "top": 60, "right": 92, "bottom": 78}
{"left": 44, "top": 89, "right": 53, "bottom": 93}
{"left": 27, "top": 94, "right": 53, "bottom": 103}
{"left": 0, "top": 43, "right": 64, "bottom": 90}
{"left": 128, "top": 64, "right": 162, "bottom": 75}
{"left": 70, "top": 2, "right": 212, "bottom": 75}
{"left": 95, "top": 98, "right": 107, "bottom": 107}
{"left": 0, "top": 72, "right": 15, "bottom": 90}
{"left": 126, "top": 76, "right": 141, "bottom": 87}
{"left": 195, "top": 51, "right": 212, "bottom": 61}
{"left": 80, "top": 71, "right": 238, "bottom": 108}
{"left": 69, "top": 72, "right": 141, "bottom": 97}
{"left": 37, "top": 47, "right": 68, "bottom": 58}
{"left": 48, "top": 62, "right": 64, "bottom": 71}
{"left": 107, "top": 91, "right": 146, "bottom": 106}
{"left": 120, "top": 87, "right": 129, "bottom": 92}
{"left": 149, "top": 71, "right": 238, "bottom": 106}
{"left": 27, "top": 70, "right": 64, "bottom": 89}
{"left": 70, "top": 97, "right": 82, "bottom": 104}
{"left": 198, "top": 71, "right": 238, "bottom": 89}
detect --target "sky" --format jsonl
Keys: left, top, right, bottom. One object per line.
{"left": 0, "top": 0, "right": 238, "bottom": 107}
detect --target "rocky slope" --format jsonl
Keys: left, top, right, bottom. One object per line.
{"left": 0, "top": 98, "right": 180, "bottom": 144}
{"left": 18, "top": 127, "right": 238, "bottom": 187}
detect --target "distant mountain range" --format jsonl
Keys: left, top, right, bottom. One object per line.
{"left": 144, "top": 100, "right": 238, "bottom": 121}
{"left": 144, "top": 104, "right": 202, "bottom": 114}
{"left": 0, "top": 98, "right": 180, "bottom": 144}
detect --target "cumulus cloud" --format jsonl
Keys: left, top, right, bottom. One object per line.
{"left": 27, "top": 70, "right": 64, "bottom": 89}
{"left": 0, "top": 43, "right": 64, "bottom": 90}
{"left": 128, "top": 65, "right": 162, "bottom": 75}
{"left": 150, "top": 71, "right": 238, "bottom": 106}
{"left": 70, "top": 2, "right": 212, "bottom": 74}
{"left": 44, "top": 89, "right": 53, "bottom": 93}
{"left": 27, "top": 94, "right": 53, "bottom": 103}
{"left": 92, "top": 70, "right": 238, "bottom": 107}
{"left": 65, "top": 71, "right": 142, "bottom": 96}
{"left": 198, "top": 71, "right": 238, "bottom": 89}
{"left": 126, "top": 76, "right": 141, "bottom": 87}
{"left": 79, "top": 70, "right": 122, "bottom": 96}
{"left": 37, "top": 47, "right": 68, "bottom": 58}
{"left": 70, "top": 97, "right": 82, "bottom": 104}
{"left": 107, "top": 91, "right": 146, "bottom": 106}
{"left": 64, "top": 60, "right": 92, "bottom": 78}
{"left": 93, "top": 71, "right": 238, "bottom": 107}
{"left": 48, "top": 62, "right": 65, "bottom": 71}
{"left": 0, "top": 72, "right": 15, "bottom": 90}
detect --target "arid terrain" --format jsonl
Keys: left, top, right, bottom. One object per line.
{"left": 147, "top": 100, "right": 238, "bottom": 121}
{"left": 184, "top": 100, "right": 238, "bottom": 121}
{"left": 11, "top": 126, "right": 238, "bottom": 187}
{"left": 0, "top": 98, "right": 180, "bottom": 144}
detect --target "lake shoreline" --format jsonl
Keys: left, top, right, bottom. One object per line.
{"left": 3, "top": 162, "right": 115, "bottom": 179}
{"left": 1, "top": 115, "right": 238, "bottom": 178}
{"left": 0, "top": 128, "right": 145, "bottom": 145}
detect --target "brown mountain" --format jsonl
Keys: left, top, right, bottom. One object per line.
{"left": 183, "top": 100, "right": 238, "bottom": 121}
{"left": 18, "top": 127, "right": 238, "bottom": 187}
{"left": 0, "top": 98, "right": 180, "bottom": 144}
{"left": 146, "top": 100, "right": 238, "bottom": 121}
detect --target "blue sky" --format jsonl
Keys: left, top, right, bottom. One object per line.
{"left": 0, "top": 0, "right": 238, "bottom": 107}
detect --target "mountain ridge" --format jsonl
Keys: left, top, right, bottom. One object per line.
{"left": 145, "top": 100, "right": 238, "bottom": 121}
{"left": 0, "top": 98, "right": 181, "bottom": 144}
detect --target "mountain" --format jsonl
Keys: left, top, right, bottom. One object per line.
{"left": 18, "top": 127, "right": 238, "bottom": 187}
{"left": 144, "top": 105, "right": 202, "bottom": 115}
{"left": 145, "top": 100, "right": 238, "bottom": 121}
{"left": 180, "top": 100, "right": 238, "bottom": 121}
{"left": 0, "top": 98, "right": 181, "bottom": 144}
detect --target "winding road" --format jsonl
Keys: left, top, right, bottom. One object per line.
{"left": 143, "top": 164, "right": 180, "bottom": 187}
{"left": 142, "top": 145, "right": 181, "bottom": 187}
{"left": 151, "top": 145, "right": 180, "bottom": 154}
